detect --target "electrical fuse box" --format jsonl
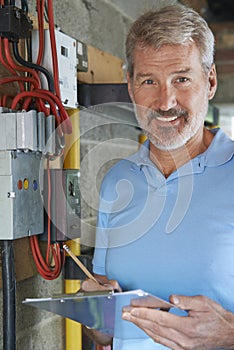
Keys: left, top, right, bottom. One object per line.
{"left": 0, "top": 151, "right": 44, "bottom": 239}
{"left": 31, "top": 29, "right": 78, "bottom": 108}
{"left": 43, "top": 169, "right": 81, "bottom": 241}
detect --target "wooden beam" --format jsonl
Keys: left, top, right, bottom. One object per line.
{"left": 77, "top": 45, "right": 125, "bottom": 84}
{"left": 0, "top": 238, "right": 38, "bottom": 289}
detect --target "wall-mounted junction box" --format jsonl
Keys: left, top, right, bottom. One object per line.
{"left": 0, "top": 151, "right": 44, "bottom": 239}
{"left": 31, "top": 29, "right": 78, "bottom": 108}
{"left": 43, "top": 169, "right": 81, "bottom": 242}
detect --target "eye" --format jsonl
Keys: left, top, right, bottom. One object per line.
{"left": 143, "top": 79, "right": 155, "bottom": 85}
{"left": 176, "top": 77, "right": 189, "bottom": 83}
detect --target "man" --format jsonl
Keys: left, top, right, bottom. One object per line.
{"left": 83, "top": 3, "right": 234, "bottom": 349}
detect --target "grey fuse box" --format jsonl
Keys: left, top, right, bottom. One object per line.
{"left": 43, "top": 169, "right": 81, "bottom": 242}
{"left": 0, "top": 151, "right": 44, "bottom": 239}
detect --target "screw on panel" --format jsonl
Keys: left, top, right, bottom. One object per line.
{"left": 7, "top": 192, "right": 15, "bottom": 198}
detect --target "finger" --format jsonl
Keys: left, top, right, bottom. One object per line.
{"left": 123, "top": 307, "right": 178, "bottom": 327}
{"left": 122, "top": 310, "right": 186, "bottom": 350}
{"left": 122, "top": 305, "right": 133, "bottom": 313}
{"left": 130, "top": 295, "right": 172, "bottom": 310}
{"left": 123, "top": 306, "right": 190, "bottom": 333}
{"left": 176, "top": 295, "right": 234, "bottom": 328}
{"left": 107, "top": 279, "right": 122, "bottom": 292}
{"left": 81, "top": 279, "right": 111, "bottom": 292}
{"left": 170, "top": 294, "right": 217, "bottom": 312}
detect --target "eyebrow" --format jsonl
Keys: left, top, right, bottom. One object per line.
{"left": 173, "top": 68, "right": 193, "bottom": 74}
{"left": 135, "top": 73, "right": 153, "bottom": 80}
{"left": 134, "top": 73, "right": 157, "bottom": 83}
{"left": 135, "top": 68, "right": 193, "bottom": 80}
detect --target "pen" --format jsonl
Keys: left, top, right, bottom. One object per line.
{"left": 63, "top": 244, "right": 99, "bottom": 285}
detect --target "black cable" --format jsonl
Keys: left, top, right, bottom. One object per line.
{"left": 1, "top": 240, "right": 16, "bottom": 350}
{"left": 12, "top": 41, "right": 55, "bottom": 93}
{"left": 21, "top": 0, "right": 28, "bottom": 13}
{"left": 44, "top": 1, "right": 49, "bottom": 23}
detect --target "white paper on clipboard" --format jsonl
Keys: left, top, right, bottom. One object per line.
{"left": 23, "top": 289, "right": 179, "bottom": 338}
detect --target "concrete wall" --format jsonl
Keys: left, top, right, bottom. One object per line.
{"left": 38, "top": 0, "right": 177, "bottom": 61}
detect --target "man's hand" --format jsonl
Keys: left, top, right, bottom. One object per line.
{"left": 81, "top": 276, "right": 122, "bottom": 293}
{"left": 122, "top": 294, "right": 234, "bottom": 350}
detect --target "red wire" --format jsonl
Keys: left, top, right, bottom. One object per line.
{"left": 3, "top": 38, "right": 41, "bottom": 88}
{"left": 0, "top": 38, "right": 17, "bottom": 75}
{"left": 47, "top": 0, "right": 61, "bottom": 99}
{"left": 12, "top": 91, "right": 60, "bottom": 122}
{"left": 29, "top": 159, "right": 65, "bottom": 280}
{"left": 0, "top": 76, "right": 37, "bottom": 89}
{"left": 2, "top": 37, "right": 43, "bottom": 109}
{"left": 36, "top": 0, "right": 45, "bottom": 66}
{"left": 0, "top": 76, "right": 37, "bottom": 108}
{"left": 30, "top": 236, "right": 63, "bottom": 280}
{"left": 3, "top": 0, "right": 72, "bottom": 280}
{"left": 11, "top": 90, "right": 72, "bottom": 134}
{"left": 0, "top": 1, "right": 67, "bottom": 280}
{"left": 0, "top": 38, "right": 25, "bottom": 92}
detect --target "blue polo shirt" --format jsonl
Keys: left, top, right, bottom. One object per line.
{"left": 93, "top": 128, "right": 234, "bottom": 349}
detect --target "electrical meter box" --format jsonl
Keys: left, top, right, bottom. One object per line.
{"left": 31, "top": 29, "right": 78, "bottom": 108}
{"left": 0, "top": 151, "right": 44, "bottom": 239}
{"left": 43, "top": 169, "right": 81, "bottom": 241}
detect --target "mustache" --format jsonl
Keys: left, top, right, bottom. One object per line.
{"left": 147, "top": 108, "right": 188, "bottom": 119}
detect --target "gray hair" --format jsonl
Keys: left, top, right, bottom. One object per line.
{"left": 126, "top": 4, "right": 215, "bottom": 77}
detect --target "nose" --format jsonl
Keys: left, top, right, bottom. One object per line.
{"left": 157, "top": 85, "right": 177, "bottom": 111}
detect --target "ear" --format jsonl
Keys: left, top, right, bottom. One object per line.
{"left": 127, "top": 72, "right": 134, "bottom": 102}
{"left": 208, "top": 64, "right": 217, "bottom": 100}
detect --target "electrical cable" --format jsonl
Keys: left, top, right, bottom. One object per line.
{"left": 47, "top": 0, "right": 61, "bottom": 99}
{"left": 29, "top": 159, "right": 65, "bottom": 280}
{"left": 1, "top": 240, "right": 16, "bottom": 350}
{"left": 43, "top": 1, "right": 49, "bottom": 23}
{"left": 0, "top": 76, "right": 37, "bottom": 88}
{"left": 2, "top": 38, "right": 49, "bottom": 111}
{"left": 21, "top": 0, "right": 29, "bottom": 13}
{"left": 11, "top": 89, "right": 72, "bottom": 134}
{"left": 0, "top": 0, "right": 71, "bottom": 283}
{"left": 3, "top": 38, "right": 41, "bottom": 88}
{"left": 12, "top": 90, "right": 62, "bottom": 125}
{"left": 12, "top": 41, "right": 55, "bottom": 93}
{"left": 0, "top": 38, "right": 25, "bottom": 92}
{"left": 35, "top": 0, "right": 45, "bottom": 65}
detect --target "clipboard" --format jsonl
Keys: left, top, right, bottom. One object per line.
{"left": 23, "top": 289, "right": 178, "bottom": 338}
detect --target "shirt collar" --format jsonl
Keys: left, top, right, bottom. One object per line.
{"left": 203, "top": 128, "right": 234, "bottom": 166}
{"left": 130, "top": 128, "right": 234, "bottom": 169}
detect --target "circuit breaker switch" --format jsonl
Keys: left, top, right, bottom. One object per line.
{"left": 37, "top": 112, "right": 46, "bottom": 152}
{"left": 45, "top": 115, "right": 55, "bottom": 154}
{"left": 0, "top": 112, "right": 17, "bottom": 150}
{"left": 17, "top": 110, "right": 37, "bottom": 151}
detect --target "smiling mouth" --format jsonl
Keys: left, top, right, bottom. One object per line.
{"left": 146, "top": 108, "right": 188, "bottom": 126}
{"left": 156, "top": 116, "right": 178, "bottom": 122}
